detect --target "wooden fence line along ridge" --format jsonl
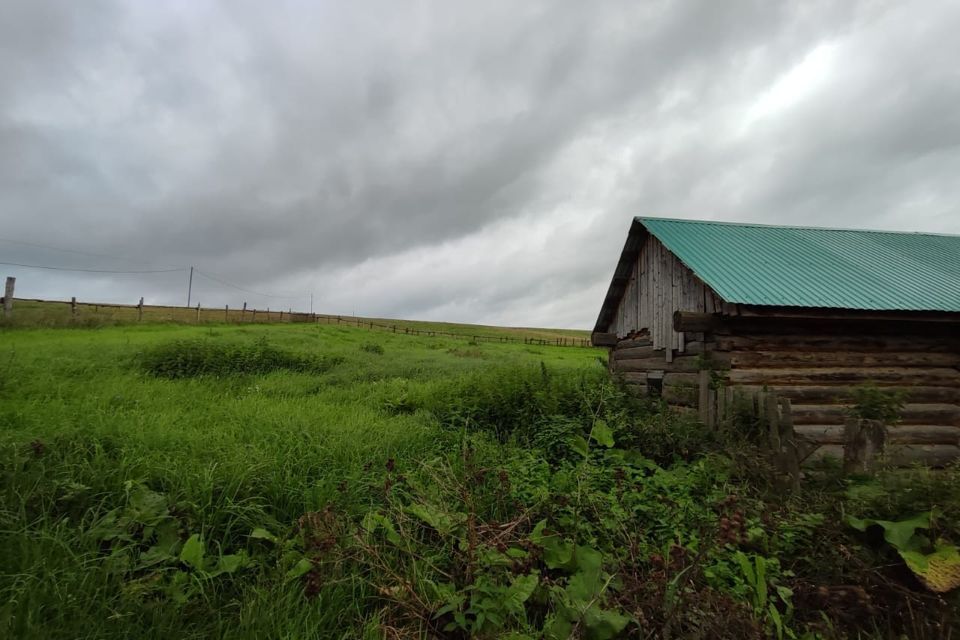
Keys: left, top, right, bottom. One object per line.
{"left": 4, "top": 295, "right": 593, "bottom": 348}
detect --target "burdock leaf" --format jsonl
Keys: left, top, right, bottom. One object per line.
{"left": 179, "top": 534, "right": 205, "bottom": 571}
{"left": 591, "top": 420, "right": 615, "bottom": 448}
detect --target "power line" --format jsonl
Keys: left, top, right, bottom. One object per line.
{"left": 1, "top": 236, "right": 311, "bottom": 305}
{"left": 193, "top": 268, "right": 307, "bottom": 300}
{"left": 0, "top": 260, "right": 185, "bottom": 274}
{"left": 0, "top": 237, "right": 177, "bottom": 269}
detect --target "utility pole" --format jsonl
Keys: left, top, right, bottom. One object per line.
{"left": 186, "top": 266, "right": 194, "bottom": 307}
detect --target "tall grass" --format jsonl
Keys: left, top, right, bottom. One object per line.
{"left": 0, "top": 322, "right": 603, "bottom": 639}
{"left": 2, "top": 322, "right": 957, "bottom": 638}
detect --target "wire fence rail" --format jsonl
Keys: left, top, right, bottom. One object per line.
{"left": 2, "top": 294, "right": 594, "bottom": 348}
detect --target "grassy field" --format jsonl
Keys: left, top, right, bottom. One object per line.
{"left": 2, "top": 321, "right": 958, "bottom": 638}
{"left": 4, "top": 299, "right": 591, "bottom": 343}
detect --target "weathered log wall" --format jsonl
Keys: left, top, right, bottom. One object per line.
{"left": 713, "top": 318, "right": 960, "bottom": 465}
{"left": 609, "top": 315, "right": 960, "bottom": 466}
{"left": 609, "top": 337, "right": 711, "bottom": 408}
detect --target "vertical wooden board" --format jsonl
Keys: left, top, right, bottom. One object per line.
{"left": 643, "top": 240, "right": 656, "bottom": 336}
{"left": 657, "top": 241, "right": 665, "bottom": 350}
{"left": 619, "top": 285, "right": 627, "bottom": 336}
{"left": 691, "top": 270, "right": 705, "bottom": 313}
{"left": 670, "top": 248, "right": 679, "bottom": 352}
{"left": 638, "top": 243, "right": 647, "bottom": 331}
{"left": 652, "top": 241, "right": 660, "bottom": 349}
{"left": 680, "top": 268, "right": 689, "bottom": 312}
{"left": 712, "top": 291, "right": 723, "bottom": 313}
{"left": 661, "top": 242, "right": 669, "bottom": 351}
{"left": 636, "top": 247, "right": 643, "bottom": 330}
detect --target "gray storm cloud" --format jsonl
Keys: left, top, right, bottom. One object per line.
{"left": 2, "top": 0, "right": 959, "bottom": 327}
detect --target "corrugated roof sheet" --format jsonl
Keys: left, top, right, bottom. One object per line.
{"left": 638, "top": 217, "right": 960, "bottom": 312}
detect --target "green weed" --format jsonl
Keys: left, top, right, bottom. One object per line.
{"left": 140, "top": 337, "right": 341, "bottom": 378}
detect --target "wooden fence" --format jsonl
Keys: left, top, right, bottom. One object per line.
{"left": 698, "top": 384, "right": 948, "bottom": 480}
{"left": 2, "top": 295, "right": 593, "bottom": 348}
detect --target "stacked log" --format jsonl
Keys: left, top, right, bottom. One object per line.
{"left": 609, "top": 337, "right": 707, "bottom": 405}
{"left": 712, "top": 319, "right": 960, "bottom": 467}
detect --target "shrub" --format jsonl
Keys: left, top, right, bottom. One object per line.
{"left": 849, "top": 383, "right": 905, "bottom": 423}
{"left": 140, "top": 338, "right": 340, "bottom": 378}
{"left": 415, "top": 363, "right": 608, "bottom": 442}
{"left": 359, "top": 342, "right": 384, "bottom": 355}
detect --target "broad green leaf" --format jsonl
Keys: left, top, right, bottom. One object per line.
{"left": 543, "top": 615, "right": 573, "bottom": 640}
{"left": 846, "top": 512, "right": 931, "bottom": 551}
{"left": 572, "top": 545, "right": 603, "bottom": 578}
{"left": 775, "top": 585, "right": 794, "bottom": 605}
{"left": 250, "top": 527, "right": 277, "bottom": 543}
{"left": 530, "top": 518, "right": 548, "bottom": 543}
{"left": 136, "top": 544, "right": 176, "bottom": 570}
{"left": 285, "top": 558, "right": 313, "bottom": 580}
{"left": 361, "top": 511, "right": 380, "bottom": 534}
{"left": 583, "top": 605, "right": 630, "bottom": 640}
{"left": 362, "top": 511, "right": 403, "bottom": 545}
{"left": 210, "top": 552, "right": 248, "bottom": 576}
{"left": 591, "top": 420, "right": 615, "bottom": 448}
{"left": 179, "top": 534, "right": 205, "bottom": 571}
{"left": 407, "top": 502, "right": 464, "bottom": 537}
{"left": 506, "top": 573, "right": 539, "bottom": 607}
{"left": 569, "top": 435, "right": 590, "bottom": 458}
{"left": 128, "top": 485, "right": 170, "bottom": 524}
{"left": 567, "top": 570, "right": 602, "bottom": 602}
{"left": 543, "top": 537, "right": 575, "bottom": 570}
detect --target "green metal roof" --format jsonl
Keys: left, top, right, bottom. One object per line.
{"left": 638, "top": 217, "right": 960, "bottom": 312}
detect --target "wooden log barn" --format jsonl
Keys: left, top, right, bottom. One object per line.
{"left": 591, "top": 218, "right": 960, "bottom": 466}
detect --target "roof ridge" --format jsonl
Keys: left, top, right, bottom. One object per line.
{"left": 635, "top": 216, "right": 960, "bottom": 239}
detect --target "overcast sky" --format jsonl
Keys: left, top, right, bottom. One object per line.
{"left": 2, "top": 1, "right": 959, "bottom": 328}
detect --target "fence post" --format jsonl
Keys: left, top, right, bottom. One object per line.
{"left": 778, "top": 398, "right": 801, "bottom": 491}
{"left": 225, "top": 304, "right": 229, "bottom": 323}
{"left": 196, "top": 304, "right": 201, "bottom": 323}
{"left": 843, "top": 418, "right": 886, "bottom": 475}
{"left": 2, "top": 276, "right": 14, "bottom": 318}
{"left": 242, "top": 302, "right": 247, "bottom": 322}
{"left": 280, "top": 309, "right": 283, "bottom": 322}
{"left": 71, "top": 296, "right": 77, "bottom": 317}
{"left": 698, "top": 370, "right": 711, "bottom": 426}
{"left": 252, "top": 308, "right": 257, "bottom": 322}
{"left": 138, "top": 297, "right": 144, "bottom": 321}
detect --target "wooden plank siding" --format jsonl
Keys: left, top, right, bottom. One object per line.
{"left": 611, "top": 236, "right": 715, "bottom": 353}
